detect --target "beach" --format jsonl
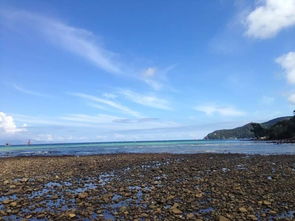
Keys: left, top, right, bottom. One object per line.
{"left": 0, "top": 153, "right": 295, "bottom": 220}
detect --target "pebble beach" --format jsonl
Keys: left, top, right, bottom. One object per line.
{"left": 0, "top": 153, "right": 295, "bottom": 220}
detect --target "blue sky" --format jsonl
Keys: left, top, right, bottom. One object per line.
{"left": 1, "top": 0, "right": 295, "bottom": 143}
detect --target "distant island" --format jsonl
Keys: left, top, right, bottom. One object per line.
{"left": 204, "top": 116, "right": 295, "bottom": 141}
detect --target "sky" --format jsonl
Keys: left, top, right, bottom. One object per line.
{"left": 1, "top": 0, "right": 295, "bottom": 144}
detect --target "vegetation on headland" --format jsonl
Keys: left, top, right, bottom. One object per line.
{"left": 252, "top": 116, "right": 295, "bottom": 141}
{"left": 204, "top": 116, "right": 295, "bottom": 141}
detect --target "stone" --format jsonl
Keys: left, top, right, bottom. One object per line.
{"left": 217, "top": 216, "right": 229, "bottom": 221}
{"left": 263, "top": 200, "right": 271, "bottom": 206}
{"left": 171, "top": 207, "right": 182, "bottom": 214}
{"left": 247, "top": 215, "right": 258, "bottom": 220}
{"left": 78, "top": 192, "right": 88, "bottom": 199}
{"left": 239, "top": 207, "right": 247, "bottom": 213}
{"left": 68, "top": 213, "right": 76, "bottom": 218}
{"left": 10, "top": 202, "right": 17, "bottom": 207}
{"left": 195, "top": 192, "right": 203, "bottom": 198}
{"left": 3, "top": 200, "right": 11, "bottom": 204}
{"left": 119, "top": 206, "right": 127, "bottom": 212}
{"left": 51, "top": 195, "right": 59, "bottom": 200}
{"left": 187, "top": 213, "right": 195, "bottom": 219}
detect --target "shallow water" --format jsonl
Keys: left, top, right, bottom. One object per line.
{"left": 0, "top": 140, "right": 295, "bottom": 157}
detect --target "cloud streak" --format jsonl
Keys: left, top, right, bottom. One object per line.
{"left": 70, "top": 92, "right": 143, "bottom": 117}
{"left": 13, "top": 84, "right": 51, "bottom": 97}
{"left": 1, "top": 10, "right": 122, "bottom": 74}
{"left": 245, "top": 0, "right": 295, "bottom": 39}
{"left": 1, "top": 9, "right": 173, "bottom": 90}
{"left": 194, "top": 104, "right": 245, "bottom": 117}
{"left": 119, "top": 89, "right": 172, "bottom": 110}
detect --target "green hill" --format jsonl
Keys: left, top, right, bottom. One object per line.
{"left": 204, "top": 116, "right": 292, "bottom": 140}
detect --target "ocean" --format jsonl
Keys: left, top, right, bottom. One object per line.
{"left": 1, "top": 140, "right": 295, "bottom": 157}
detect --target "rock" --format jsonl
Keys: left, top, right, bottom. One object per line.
{"left": 217, "top": 216, "right": 229, "bottom": 221}
{"left": 247, "top": 215, "right": 258, "bottom": 220}
{"left": 119, "top": 206, "right": 127, "bottom": 212}
{"left": 21, "top": 178, "right": 29, "bottom": 182}
{"left": 78, "top": 192, "right": 88, "bottom": 199}
{"left": 3, "top": 199, "right": 11, "bottom": 204}
{"left": 239, "top": 207, "right": 248, "bottom": 213}
{"left": 263, "top": 200, "right": 271, "bottom": 206}
{"left": 10, "top": 202, "right": 17, "bottom": 207}
{"left": 68, "top": 213, "right": 76, "bottom": 218}
{"left": 195, "top": 192, "right": 203, "bottom": 198}
{"left": 187, "top": 213, "right": 195, "bottom": 219}
{"left": 140, "top": 213, "right": 148, "bottom": 217}
{"left": 171, "top": 207, "right": 182, "bottom": 215}
{"left": 269, "top": 210, "right": 277, "bottom": 215}
{"left": 51, "top": 195, "right": 59, "bottom": 200}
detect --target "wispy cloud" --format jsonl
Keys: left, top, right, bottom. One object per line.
{"left": 70, "top": 92, "right": 143, "bottom": 117}
{"left": 13, "top": 84, "right": 51, "bottom": 97}
{"left": 245, "top": 0, "right": 295, "bottom": 39}
{"left": 140, "top": 66, "right": 175, "bottom": 90}
{"left": 194, "top": 104, "right": 245, "bottom": 117}
{"left": 119, "top": 89, "right": 172, "bottom": 110}
{"left": 1, "top": 9, "right": 122, "bottom": 74}
{"left": 276, "top": 51, "right": 295, "bottom": 84}
{"left": 61, "top": 114, "right": 122, "bottom": 124}
{"left": 87, "top": 103, "right": 108, "bottom": 111}
{"left": 1, "top": 9, "right": 174, "bottom": 90}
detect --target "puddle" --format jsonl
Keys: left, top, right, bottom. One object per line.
{"left": 98, "top": 172, "right": 115, "bottom": 186}
{"left": 275, "top": 210, "right": 295, "bottom": 219}
{"left": 198, "top": 207, "right": 214, "bottom": 214}
{"left": 236, "top": 164, "right": 247, "bottom": 170}
{"left": 222, "top": 168, "right": 230, "bottom": 172}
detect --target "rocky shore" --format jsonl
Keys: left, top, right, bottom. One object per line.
{"left": 0, "top": 153, "right": 295, "bottom": 220}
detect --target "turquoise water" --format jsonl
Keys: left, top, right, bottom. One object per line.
{"left": 1, "top": 140, "right": 295, "bottom": 157}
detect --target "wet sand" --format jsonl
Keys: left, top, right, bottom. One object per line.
{"left": 0, "top": 153, "right": 295, "bottom": 220}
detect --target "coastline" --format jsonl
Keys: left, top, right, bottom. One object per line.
{"left": 1, "top": 153, "right": 295, "bottom": 220}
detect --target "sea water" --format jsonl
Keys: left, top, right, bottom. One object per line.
{"left": 0, "top": 140, "right": 295, "bottom": 157}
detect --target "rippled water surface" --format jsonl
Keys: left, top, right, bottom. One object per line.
{"left": 0, "top": 140, "right": 295, "bottom": 157}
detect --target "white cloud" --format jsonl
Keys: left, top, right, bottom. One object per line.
{"left": 245, "top": 0, "right": 295, "bottom": 39}
{"left": 288, "top": 93, "right": 295, "bottom": 104}
{"left": 276, "top": 52, "right": 295, "bottom": 84}
{"left": 194, "top": 105, "right": 245, "bottom": 117}
{"left": 0, "top": 112, "right": 26, "bottom": 134}
{"left": 70, "top": 92, "right": 143, "bottom": 117}
{"left": 1, "top": 10, "right": 121, "bottom": 74}
{"left": 119, "top": 89, "right": 172, "bottom": 110}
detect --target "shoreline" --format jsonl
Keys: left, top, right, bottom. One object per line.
{"left": 1, "top": 151, "right": 295, "bottom": 160}
{"left": 1, "top": 153, "right": 295, "bottom": 220}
